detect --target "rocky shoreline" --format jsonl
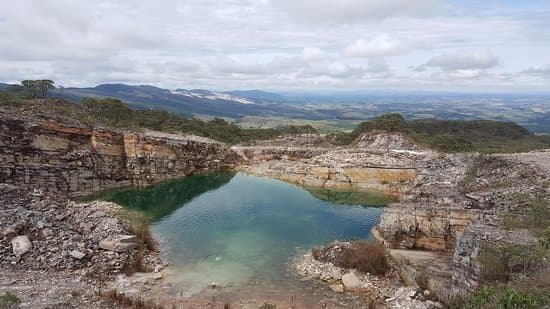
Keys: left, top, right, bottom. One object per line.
{"left": 292, "top": 241, "right": 445, "bottom": 309}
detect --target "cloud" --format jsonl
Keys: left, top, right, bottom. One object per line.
{"left": 208, "top": 56, "right": 267, "bottom": 75}
{"left": 301, "top": 47, "right": 329, "bottom": 62}
{"left": 417, "top": 51, "right": 499, "bottom": 72}
{"left": 366, "top": 58, "right": 390, "bottom": 73}
{"left": 521, "top": 65, "right": 550, "bottom": 79}
{"left": 343, "top": 35, "right": 418, "bottom": 58}
{"left": 271, "top": 0, "right": 441, "bottom": 24}
{"left": 0, "top": 0, "right": 549, "bottom": 91}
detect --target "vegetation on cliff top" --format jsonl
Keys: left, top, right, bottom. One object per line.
{"left": 2, "top": 81, "right": 549, "bottom": 151}
{"left": 327, "top": 113, "right": 550, "bottom": 153}
{"left": 0, "top": 95, "right": 316, "bottom": 144}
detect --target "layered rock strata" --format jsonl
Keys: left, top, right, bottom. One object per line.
{"left": 238, "top": 132, "right": 433, "bottom": 194}
{"left": 375, "top": 152, "right": 549, "bottom": 300}
{"left": 0, "top": 114, "right": 240, "bottom": 197}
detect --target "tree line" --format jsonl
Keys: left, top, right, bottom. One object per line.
{"left": 2, "top": 80, "right": 56, "bottom": 99}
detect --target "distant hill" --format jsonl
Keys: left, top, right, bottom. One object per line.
{"left": 327, "top": 113, "right": 550, "bottom": 153}
{"left": 0, "top": 83, "right": 11, "bottom": 90}
{"left": 55, "top": 83, "right": 312, "bottom": 119}
{"left": 225, "top": 90, "right": 284, "bottom": 102}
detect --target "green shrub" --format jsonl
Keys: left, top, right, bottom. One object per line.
{"left": 0, "top": 292, "right": 21, "bottom": 309}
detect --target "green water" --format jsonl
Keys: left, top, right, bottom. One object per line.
{"left": 94, "top": 172, "right": 388, "bottom": 301}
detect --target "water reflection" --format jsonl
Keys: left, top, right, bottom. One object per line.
{"left": 305, "top": 187, "right": 397, "bottom": 206}
{"left": 88, "top": 171, "right": 235, "bottom": 222}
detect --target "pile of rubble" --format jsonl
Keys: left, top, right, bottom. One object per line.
{"left": 0, "top": 184, "right": 163, "bottom": 277}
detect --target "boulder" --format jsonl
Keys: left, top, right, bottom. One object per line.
{"left": 99, "top": 235, "right": 139, "bottom": 252}
{"left": 342, "top": 271, "right": 362, "bottom": 290}
{"left": 11, "top": 235, "right": 32, "bottom": 256}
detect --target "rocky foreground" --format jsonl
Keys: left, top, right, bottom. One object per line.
{"left": 0, "top": 183, "right": 164, "bottom": 308}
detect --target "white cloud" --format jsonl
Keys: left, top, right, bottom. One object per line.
{"left": 418, "top": 51, "right": 499, "bottom": 72}
{"left": 301, "top": 47, "right": 329, "bottom": 62}
{"left": 343, "top": 35, "right": 418, "bottom": 58}
{"left": 271, "top": 0, "right": 441, "bottom": 24}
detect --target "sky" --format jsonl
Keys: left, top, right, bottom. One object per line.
{"left": 0, "top": 0, "right": 549, "bottom": 92}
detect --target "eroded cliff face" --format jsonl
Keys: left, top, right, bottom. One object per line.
{"left": 238, "top": 132, "right": 432, "bottom": 194}
{"left": 375, "top": 152, "right": 549, "bottom": 301}
{"left": 0, "top": 115, "right": 240, "bottom": 197}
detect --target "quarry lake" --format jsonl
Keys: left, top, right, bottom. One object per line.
{"left": 93, "top": 172, "right": 393, "bottom": 303}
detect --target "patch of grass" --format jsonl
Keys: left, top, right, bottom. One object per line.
{"left": 100, "top": 289, "right": 164, "bottom": 309}
{"left": 501, "top": 195, "right": 550, "bottom": 237}
{"left": 0, "top": 292, "right": 20, "bottom": 309}
{"left": 450, "top": 286, "right": 548, "bottom": 309}
{"left": 478, "top": 244, "right": 546, "bottom": 283}
{"left": 415, "top": 273, "right": 429, "bottom": 290}
{"left": 459, "top": 164, "right": 478, "bottom": 189}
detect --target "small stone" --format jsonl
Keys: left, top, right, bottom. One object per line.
{"left": 70, "top": 250, "right": 86, "bottom": 260}
{"left": 331, "top": 267, "right": 343, "bottom": 280}
{"left": 11, "top": 235, "right": 32, "bottom": 256}
{"left": 152, "top": 273, "right": 163, "bottom": 280}
{"left": 423, "top": 289, "right": 431, "bottom": 298}
{"left": 329, "top": 284, "right": 344, "bottom": 293}
{"left": 211, "top": 282, "right": 217, "bottom": 289}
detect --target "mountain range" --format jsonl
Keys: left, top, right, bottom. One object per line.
{"left": 56, "top": 84, "right": 300, "bottom": 118}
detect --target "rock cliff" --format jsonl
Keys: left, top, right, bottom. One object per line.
{"left": 375, "top": 152, "right": 549, "bottom": 301}
{"left": 0, "top": 113, "right": 240, "bottom": 197}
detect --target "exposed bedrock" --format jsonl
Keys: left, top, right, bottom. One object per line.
{"left": 0, "top": 115, "right": 241, "bottom": 197}
{"left": 237, "top": 132, "right": 433, "bottom": 194}
{"left": 375, "top": 152, "right": 549, "bottom": 301}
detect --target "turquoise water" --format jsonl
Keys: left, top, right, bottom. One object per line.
{"left": 95, "top": 172, "right": 386, "bottom": 301}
